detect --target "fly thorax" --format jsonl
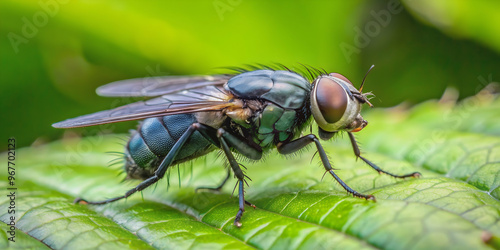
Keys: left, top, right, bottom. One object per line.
{"left": 225, "top": 108, "right": 252, "bottom": 128}
{"left": 225, "top": 99, "right": 265, "bottom": 128}
{"left": 194, "top": 111, "right": 226, "bottom": 128}
{"left": 253, "top": 103, "right": 297, "bottom": 146}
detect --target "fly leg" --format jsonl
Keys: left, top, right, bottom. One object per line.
{"left": 195, "top": 168, "right": 231, "bottom": 192}
{"left": 75, "top": 123, "right": 203, "bottom": 205}
{"left": 348, "top": 132, "right": 421, "bottom": 178}
{"left": 213, "top": 127, "right": 262, "bottom": 227}
{"left": 277, "top": 134, "right": 374, "bottom": 200}
{"left": 193, "top": 124, "right": 261, "bottom": 227}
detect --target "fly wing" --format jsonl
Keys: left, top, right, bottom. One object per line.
{"left": 52, "top": 86, "right": 236, "bottom": 128}
{"left": 96, "top": 75, "right": 231, "bottom": 97}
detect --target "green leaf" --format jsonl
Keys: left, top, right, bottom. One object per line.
{"left": 402, "top": 0, "right": 500, "bottom": 54}
{"left": 1, "top": 92, "right": 499, "bottom": 249}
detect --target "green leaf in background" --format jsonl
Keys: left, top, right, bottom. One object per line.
{"left": 1, "top": 90, "right": 499, "bottom": 249}
{"left": 402, "top": 0, "right": 500, "bottom": 54}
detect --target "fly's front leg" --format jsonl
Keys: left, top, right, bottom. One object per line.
{"left": 278, "top": 134, "right": 374, "bottom": 200}
{"left": 75, "top": 124, "right": 200, "bottom": 205}
{"left": 347, "top": 132, "right": 421, "bottom": 178}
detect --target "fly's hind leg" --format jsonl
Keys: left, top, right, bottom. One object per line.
{"left": 195, "top": 168, "right": 231, "bottom": 192}
{"left": 277, "top": 134, "right": 374, "bottom": 200}
{"left": 75, "top": 123, "right": 205, "bottom": 205}
{"left": 347, "top": 132, "right": 421, "bottom": 178}
{"left": 76, "top": 121, "right": 261, "bottom": 227}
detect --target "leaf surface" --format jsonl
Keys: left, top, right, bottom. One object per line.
{"left": 1, "top": 93, "right": 499, "bottom": 249}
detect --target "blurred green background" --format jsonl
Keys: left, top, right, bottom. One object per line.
{"left": 1, "top": 0, "right": 499, "bottom": 149}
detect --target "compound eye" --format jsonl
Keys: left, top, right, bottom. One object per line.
{"left": 329, "top": 73, "right": 353, "bottom": 86}
{"left": 316, "top": 77, "right": 348, "bottom": 123}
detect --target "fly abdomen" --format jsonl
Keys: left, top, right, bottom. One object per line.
{"left": 125, "top": 113, "right": 214, "bottom": 179}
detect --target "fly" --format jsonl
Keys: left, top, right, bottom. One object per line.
{"left": 53, "top": 64, "right": 421, "bottom": 227}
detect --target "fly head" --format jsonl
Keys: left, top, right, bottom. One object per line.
{"left": 310, "top": 66, "right": 374, "bottom": 135}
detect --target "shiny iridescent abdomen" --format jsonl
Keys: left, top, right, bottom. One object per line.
{"left": 125, "top": 114, "right": 213, "bottom": 179}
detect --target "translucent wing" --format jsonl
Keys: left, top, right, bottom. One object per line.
{"left": 53, "top": 85, "right": 236, "bottom": 128}
{"left": 96, "top": 75, "right": 231, "bottom": 97}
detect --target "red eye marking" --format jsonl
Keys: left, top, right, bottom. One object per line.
{"left": 329, "top": 73, "right": 353, "bottom": 86}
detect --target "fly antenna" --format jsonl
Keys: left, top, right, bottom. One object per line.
{"left": 359, "top": 64, "right": 375, "bottom": 93}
